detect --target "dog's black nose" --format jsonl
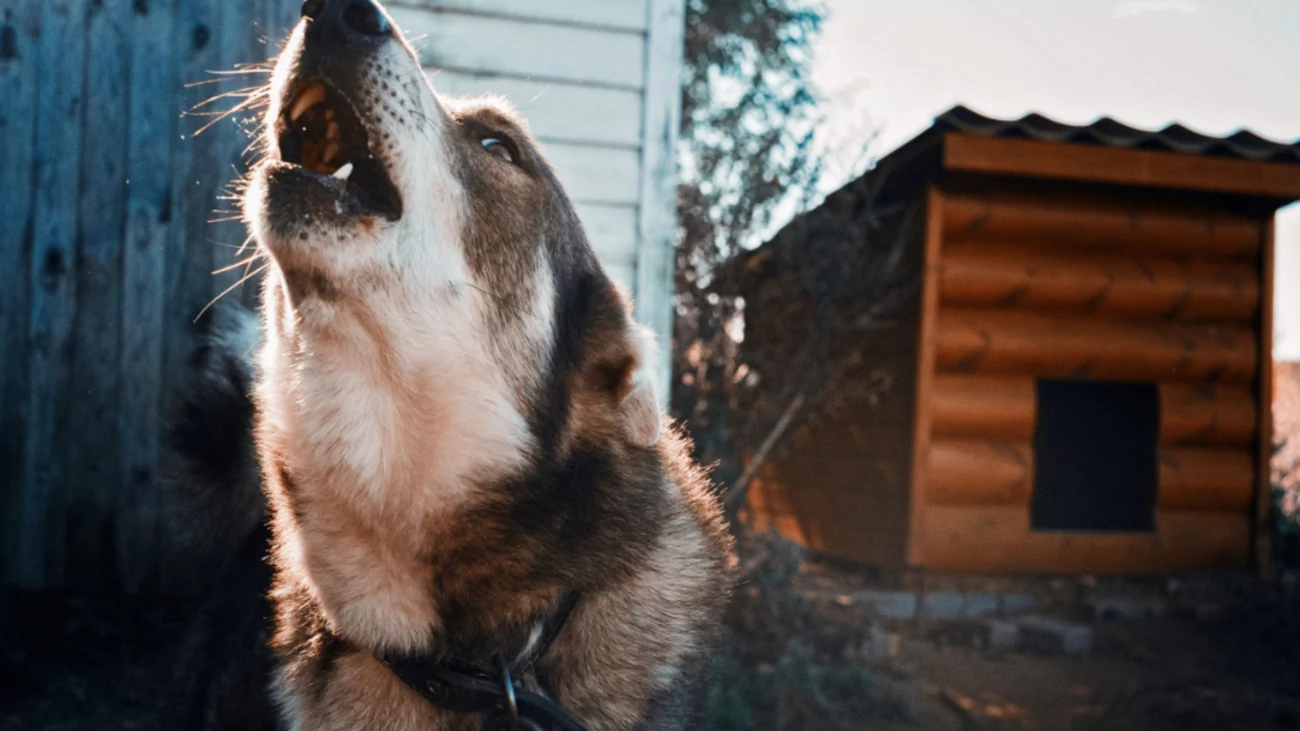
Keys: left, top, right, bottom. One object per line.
{"left": 302, "top": 0, "right": 392, "bottom": 45}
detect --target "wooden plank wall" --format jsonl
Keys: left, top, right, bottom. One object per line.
{"left": 910, "top": 185, "right": 1267, "bottom": 573}
{"left": 0, "top": 0, "right": 300, "bottom": 592}
{"left": 1, "top": 0, "right": 686, "bottom": 591}
{"left": 386, "top": 0, "right": 686, "bottom": 399}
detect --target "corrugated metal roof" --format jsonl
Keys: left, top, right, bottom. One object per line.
{"left": 933, "top": 105, "right": 1300, "bottom": 165}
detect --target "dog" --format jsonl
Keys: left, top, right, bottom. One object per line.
{"left": 164, "top": 1, "right": 733, "bottom": 729}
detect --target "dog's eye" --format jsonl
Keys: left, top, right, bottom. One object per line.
{"left": 480, "top": 137, "right": 515, "bottom": 163}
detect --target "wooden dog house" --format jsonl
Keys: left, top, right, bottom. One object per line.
{"left": 741, "top": 106, "right": 1300, "bottom": 574}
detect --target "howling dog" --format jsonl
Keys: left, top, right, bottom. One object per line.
{"left": 165, "top": 0, "right": 733, "bottom": 729}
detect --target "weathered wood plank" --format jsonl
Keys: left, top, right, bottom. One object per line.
{"left": 1158, "top": 447, "right": 1255, "bottom": 511}
{"left": 545, "top": 142, "right": 641, "bottom": 206}
{"left": 390, "top": 7, "right": 645, "bottom": 89}
{"left": 905, "top": 188, "right": 947, "bottom": 565}
{"left": 942, "top": 190, "right": 1261, "bottom": 258}
{"left": 1256, "top": 218, "right": 1275, "bottom": 574}
{"left": 944, "top": 132, "right": 1300, "bottom": 201}
{"left": 167, "top": 0, "right": 223, "bottom": 398}
{"left": 0, "top": 0, "right": 41, "bottom": 585}
{"left": 210, "top": 0, "right": 264, "bottom": 305}
{"left": 934, "top": 308, "right": 1257, "bottom": 384}
{"left": 940, "top": 242, "right": 1260, "bottom": 324}
{"left": 66, "top": 0, "right": 132, "bottom": 588}
{"left": 633, "top": 0, "right": 684, "bottom": 403}
{"left": 916, "top": 506, "right": 1250, "bottom": 573}
{"left": 390, "top": 0, "right": 649, "bottom": 31}
{"left": 117, "top": 0, "right": 181, "bottom": 592}
{"left": 575, "top": 203, "right": 637, "bottom": 263}
{"left": 429, "top": 69, "right": 643, "bottom": 148}
{"left": 20, "top": 0, "right": 89, "bottom": 589}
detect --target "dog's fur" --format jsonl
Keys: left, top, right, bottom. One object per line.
{"left": 167, "top": 2, "right": 733, "bottom": 729}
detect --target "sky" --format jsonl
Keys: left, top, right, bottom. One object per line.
{"left": 810, "top": 0, "right": 1300, "bottom": 358}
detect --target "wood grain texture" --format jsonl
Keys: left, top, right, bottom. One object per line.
{"left": 430, "top": 69, "right": 643, "bottom": 147}
{"left": 940, "top": 243, "right": 1259, "bottom": 324}
{"left": 390, "top": 6, "right": 646, "bottom": 89}
{"left": 930, "top": 374, "right": 1036, "bottom": 441}
{"left": 391, "top": 0, "right": 650, "bottom": 32}
{"left": 1256, "top": 218, "right": 1276, "bottom": 574}
{"left": 20, "top": 0, "right": 89, "bottom": 589}
{"left": 925, "top": 439, "right": 1253, "bottom": 512}
{"left": 927, "top": 439, "right": 1033, "bottom": 507}
{"left": 915, "top": 505, "right": 1250, "bottom": 574}
{"left": 1159, "top": 383, "right": 1257, "bottom": 447}
{"left": 67, "top": 0, "right": 132, "bottom": 588}
{"left": 943, "top": 190, "right": 1261, "bottom": 258}
{"left": 0, "top": 0, "right": 41, "bottom": 585}
{"left": 635, "top": 0, "right": 686, "bottom": 404}
{"left": 546, "top": 142, "right": 641, "bottom": 207}
{"left": 1158, "top": 447, "right": 1255, "bottom": 511}
{"left": 943, "top": 133, "right": 1300, "bottom": 200}
{"left": 210, "top": 0, "right": 265, "bottom": 302}
{"left": 930, "top": 375, "right": 1256, "bottom": 447}
{"left": 575, "top": 203, "right": 638, "bottom": 264}
{"left": 118, "top": 0, "right": 180, "bottom": 592}
{"left": 906, "top": 188, "right": 946, "bottom": 565}
{"left": 934, "top": 308, "right": 1257, "bottom": 384}
{"left": 166, "top": 0, "right": 224, "bottom": 415}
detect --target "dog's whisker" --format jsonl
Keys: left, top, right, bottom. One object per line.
{"left": 192, "top": 93, "right": 269, "bottom": 136}
{"left": 195, "top": 262, "right": 269, "bottom": 323}
{"left": 213, "top": 252, "right": 264, "bottom": 275}
{"left": 236, "top": 233, "right": 257, "bottom": 256}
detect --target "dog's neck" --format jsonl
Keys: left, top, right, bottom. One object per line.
{"left": 262, "top": 276, "right": 537, "bottom": 506}
{"left": 257, "top": 277, "right": 548, "bottom": 652}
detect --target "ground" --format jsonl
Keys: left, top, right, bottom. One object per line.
{"left": 791, "top": 564, "right": 1300, "bottom": 731}
{"left": 2, "top": 565, "right": 1298, "bottom": 730}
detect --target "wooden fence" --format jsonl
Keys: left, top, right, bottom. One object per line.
{"left": 1, "top": 0, "right": 300, "bottom": 592}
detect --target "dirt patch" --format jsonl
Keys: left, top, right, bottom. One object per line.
{"left": 793, "top": 566, "right": 1300, "bottom": 731}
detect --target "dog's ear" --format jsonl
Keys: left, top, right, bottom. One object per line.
{"left": 571, "top": 289, "right": 663, "bottom": 449}
{"left": 617, "top": 324, "right": 661, "bottom": 448}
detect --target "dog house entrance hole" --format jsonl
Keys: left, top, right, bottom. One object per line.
{"left": 1030, "top": 379, "right": 1159, "bottom": 532}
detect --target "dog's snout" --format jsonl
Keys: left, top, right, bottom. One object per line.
{"left": 300, "top": 0, "right": 325, "bottom": 21}
{"left": 302, "top": 0, "right": 392, "bottom": 46}
{"left": 342, "top": 1, "right": 390, "bottom": 36}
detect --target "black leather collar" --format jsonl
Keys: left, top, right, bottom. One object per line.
{"left": 380, "top": 592, "right": 586, "bottom": 731}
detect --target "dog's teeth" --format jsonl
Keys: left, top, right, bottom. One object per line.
{"left": 332, "top": 162, "right": 353, "bottom": 181}
{"left": 289, "top": 83, "right": 325, "bottom": 122}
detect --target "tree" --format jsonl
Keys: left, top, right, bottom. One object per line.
{"left": 673, "top": 0, "right": 914, "bottom": 513}
{"left": 673, "top": 0, "right": 828, "bottom": 490}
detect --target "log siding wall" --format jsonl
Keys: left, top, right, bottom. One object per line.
{"left": 912, "top": 187, "right": 1266, "bottom": 573}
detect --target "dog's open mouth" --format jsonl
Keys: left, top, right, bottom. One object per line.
{"left": 276, "top": 80, "right": 403, "bottom": 220}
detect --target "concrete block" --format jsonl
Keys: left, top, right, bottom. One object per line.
{"left": 1088, "top": 596, "right": 1165, "bottom": 623}
{"left": 987, "top": 620, "right": 1020, "bottom": 650}
{"left": 850, "top": 590, "right": 917, "bottom": 618}
{"left": 863, "top": 625, "right": 901, "bottom": 663}
{"left": 1017, "top": 616, "right": 1092, "bottom": 656}
{"left": 839, "top": 589, "right": 1036, "bottom": 620}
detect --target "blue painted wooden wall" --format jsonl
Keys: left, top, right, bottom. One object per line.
{"left": 0, "top": 0, "right": 298, "bottom": 592}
